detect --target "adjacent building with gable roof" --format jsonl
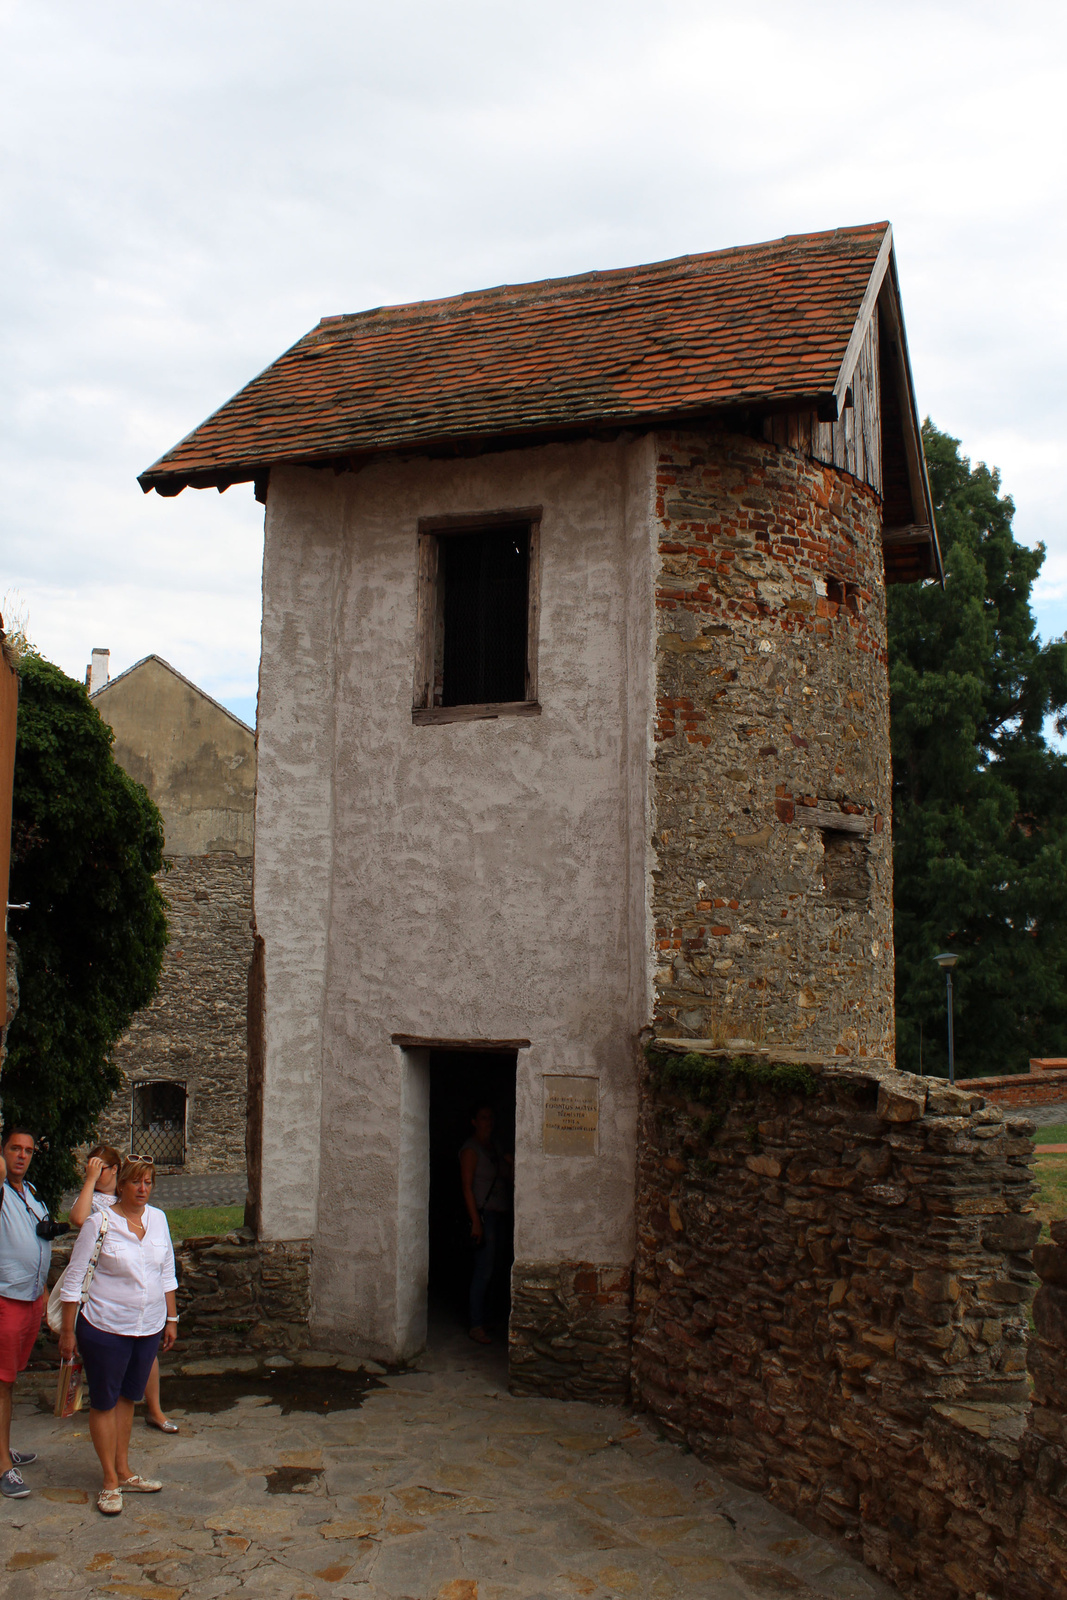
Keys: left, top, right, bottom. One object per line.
{"left": 90, "top": 652, "right": 255, "bottom": 1175}
{"left": 140, "top": 222, "right": 938, "bottom": 1379}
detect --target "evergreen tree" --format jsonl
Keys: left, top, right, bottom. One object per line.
{"left": 2, "top": 653, "right": 168, "bottom": 1208}
{"left": 889, "top": 422, "right": 1067, "bottom": 1077}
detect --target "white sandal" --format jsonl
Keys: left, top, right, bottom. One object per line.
{"left": 97, "top": 1488, "right": 123, "bottom": 1515}
{"left": 119, "top": 1474, "right": 162, "bottom": 1493}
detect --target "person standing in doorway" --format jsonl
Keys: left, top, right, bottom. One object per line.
{"left": 59, "top": 1158, "right": 177, "bottom": 1516}
{"left": 0, "top": 1127, "right": 53, "bottom": 1500}
{"left": 459, "top": 1105, "right": 513, "bottom": 1345}
{"left": 68, "top": 1148, "right": 177, "bottom": 1433}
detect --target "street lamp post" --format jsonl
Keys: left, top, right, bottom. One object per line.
{"left": 933, "top": 952, "right": 959, "bottom": 1084}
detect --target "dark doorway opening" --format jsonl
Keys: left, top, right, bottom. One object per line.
{"left": 428, "top": 1050, "right": 516, "bottom": 1337}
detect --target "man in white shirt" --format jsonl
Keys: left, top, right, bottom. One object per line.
{"left": 0, "top": 1127, "right": 51, "bottom": 1500}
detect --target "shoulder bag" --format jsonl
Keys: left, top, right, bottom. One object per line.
{"left": 46, "top": 1212, "right": 109, "bottom": 1335}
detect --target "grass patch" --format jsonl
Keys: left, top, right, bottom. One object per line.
{"left": 164, "top": 1205, "right": 244, "bottom": 1241}
{"left": 1032, "top": 1157, "right": 1067, "bottom": 1243}
{"left": 1035, "top": 1122, "right": 1067, "bottom": 1145}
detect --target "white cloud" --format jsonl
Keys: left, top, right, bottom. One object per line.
{"left": 3, "top": 0, "right": 1065, "bottom": 706}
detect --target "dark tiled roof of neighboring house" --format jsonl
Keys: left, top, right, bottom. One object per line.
{"left": 139, "top": 223, "right": 897, "bottom": 496}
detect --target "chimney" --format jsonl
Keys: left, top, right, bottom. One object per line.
{"left": 88, "top": 647, "right": 110, "bottom": 695}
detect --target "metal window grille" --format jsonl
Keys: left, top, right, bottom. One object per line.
{"left": 441, "top": 525, "right": 529, "bottom": 706}
{"left": 131, "top": 1080, "right": 187, "bottom": 1166}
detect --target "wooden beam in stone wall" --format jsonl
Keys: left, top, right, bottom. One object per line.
{"left": 391, "top": 1034, "right": 532, "bottom": 1051}
{"left": 793, "top": 805, "right": 873, "bottom": 835}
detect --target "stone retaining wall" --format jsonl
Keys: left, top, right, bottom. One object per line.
{"left": 632, "top": 1042, "right": 1067, "bottom": 1599}
{"left": 509, "top": 1260, "right": 632, "bottom": 1403}
{"left": 45, "top": 1228, "right": 311, "bottom": 1362}
{"left": 174, "top": 1230, "right": 310, "bottom": 1356}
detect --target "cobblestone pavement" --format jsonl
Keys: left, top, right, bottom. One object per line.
{"left": 3, "top": 1329, "right": 900, "bottom": 1600}
{"left": 60, "top": 1174, "right": 247, "bottom": 1212}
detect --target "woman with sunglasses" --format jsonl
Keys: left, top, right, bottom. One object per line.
{"left": 58, "top": 1158, "right": 178, "bottom": 1516}
{"left": 68, "top": 1147, "right": 178, "bottom": 1434}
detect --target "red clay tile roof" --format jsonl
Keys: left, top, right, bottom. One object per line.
{"left": 140, "top": 222, "right": 891, "bottom": 495}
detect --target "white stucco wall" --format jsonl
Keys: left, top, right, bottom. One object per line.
{"left": 255, "top": 473, "right": 347, "bottom": 1243}
{"left": 256, "top": 438, "right": 656, "bottom": 1358}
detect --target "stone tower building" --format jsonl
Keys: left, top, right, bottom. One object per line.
{"left": 91, "top": 654, "right": 255, "bottom": 1173}
{"left": 139, "top": 222, "right": 939, "bottom": 1369}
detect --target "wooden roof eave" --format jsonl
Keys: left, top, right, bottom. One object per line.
{"left": 135, "top": 388, "right": 846, "bottom": 500}
{"left": 879, "top": 250, "right": 943, "bottom": 586}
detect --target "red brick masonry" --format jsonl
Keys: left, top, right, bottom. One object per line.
{"left": 971, "top": 1070, "right": 1067, "bottom": 1111}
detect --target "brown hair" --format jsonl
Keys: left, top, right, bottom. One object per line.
{"left": 88, "top": 1144, "right": 122, "bottom": 1171}
{"left": 117, "top": 1158, "right": 155, "bottom": 1194}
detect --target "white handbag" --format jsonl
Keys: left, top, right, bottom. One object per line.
{"left": 46, "top": 1212, "right": 109, "bottom": 1335}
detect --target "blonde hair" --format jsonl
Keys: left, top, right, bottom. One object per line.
{"left": 117, "top": 1158, "right": 155, "bottom": 1195}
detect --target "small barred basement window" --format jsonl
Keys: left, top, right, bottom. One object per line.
{"left": 413, "top": 511, "right": 541, "bottom": 723}
{"left": 131, "top": 1080, "right": 187, "bottom": 1166}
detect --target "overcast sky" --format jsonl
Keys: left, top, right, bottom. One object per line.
{"left": 3, "top": 0, "right": 1065, "bottom": 725}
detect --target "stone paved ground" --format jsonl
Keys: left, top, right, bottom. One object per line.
{"left": 3, "top": 1329, "right": 900, "bottom": 1600}
{"left": 60, "top": 1174, "right": 247, "bottom": 1213}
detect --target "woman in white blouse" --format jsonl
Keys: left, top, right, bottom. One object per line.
{"left": 59, "top": 1159, "right": 178, "bottom": 1516}
{"left": 68, "top": 1146, "right": 178, "bottom": 1434}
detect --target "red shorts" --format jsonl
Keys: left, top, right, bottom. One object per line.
{"left": 0, "top": 1293, "right": 46, "bottom": 1383}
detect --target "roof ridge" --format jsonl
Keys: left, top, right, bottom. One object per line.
{"left": 315, "top": 221, "right": 891, "bottom": 331}
{"left": 92, "top": 653, "right": 254, "bottom": 735}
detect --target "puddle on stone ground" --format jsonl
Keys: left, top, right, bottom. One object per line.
{"left": 265, "top": 1465, "right": 325, "bottom": 1494}
{"left": 36, "top": 1366, "right": 385, "bottom": 1417}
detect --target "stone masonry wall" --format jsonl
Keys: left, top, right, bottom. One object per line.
{"left": 633, "top": 1041, "right": 1067, "bottom": 1599}
{"left": 173, "top": 1231, "right": 311, "bottom": 1357}
{"left": 509, "top": 1261, "right": 633, "bottom": 1403}
{"left": 98, "top": 854, "right": 252, "bottom": 1172}
{"left": 45, "top": 1230, "right": 311, "bottom": 1362}
{"left": 651, "top": 427, "right": 894, "bottom": 1058}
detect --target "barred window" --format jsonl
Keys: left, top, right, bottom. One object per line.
{"left": 131, "top": 1080, "right": 187, "bottom": 1166}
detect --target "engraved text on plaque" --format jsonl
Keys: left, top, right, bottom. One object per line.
{"left": 542, "top": 1074, "right": 599, "bottom": 1156}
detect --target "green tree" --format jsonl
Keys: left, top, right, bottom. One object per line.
{"left": 2, "top": 653, "right": 168, "bottom": 1208}
{"left": 889, "top": 421, "right": 1067, "bottom": 1077}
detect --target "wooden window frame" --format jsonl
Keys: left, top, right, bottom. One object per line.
{"left": 412, "top": 507, "right": 542, "bottom": 725}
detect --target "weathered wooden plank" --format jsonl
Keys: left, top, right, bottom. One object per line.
{"left": 412, "top": 700, "right": 542, "bottom": 725}
{"left": 883, "top": 524, "right": 935, "bottom": 546}
{"left": 412, "top": 531, "right": 438, "bottom": 710}
{"left": 795, "top": 805, "right": 872, "bottom": 835}
{"left": 832, "top": 223, "right": 894, "bottom": 415}
{"left": 391, "top": 1034, "right": 532, "bottom": 1050}
{"left": 525, "top": 519, "right": 542, "bottom": 704}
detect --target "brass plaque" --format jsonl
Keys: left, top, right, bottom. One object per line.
{"left": 542, "top": 1075, "right": 599, "bottom": 1156}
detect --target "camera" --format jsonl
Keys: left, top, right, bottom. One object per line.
{"left": 36, "top": 1218, "right": 70, "bottom": 1240}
